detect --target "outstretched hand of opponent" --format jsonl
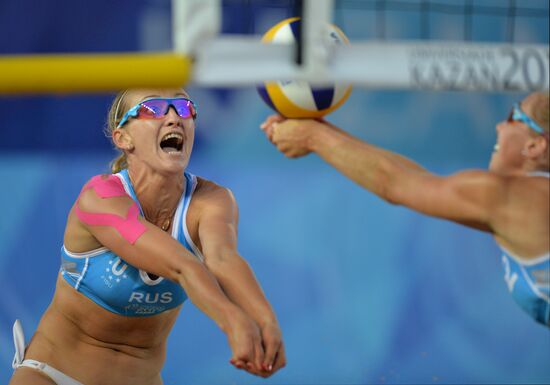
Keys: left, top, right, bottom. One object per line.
{"left": 261, "top": 114, "right": 328, "bottom": 158}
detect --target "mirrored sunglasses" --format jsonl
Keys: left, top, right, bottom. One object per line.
{"left": 507, "top": 103, "right": 544, "bottom": 135}
{"left": 118, "top": 97, "right": 198, "bottom": 128}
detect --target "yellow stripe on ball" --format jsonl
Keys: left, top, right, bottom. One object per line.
{"left": 266, "top": 81, "right": 322, "bottom": 118}
{"left": 262, "top": 17, "right": 300, "bottom": 43}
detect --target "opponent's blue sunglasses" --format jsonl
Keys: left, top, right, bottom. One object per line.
{"left": 507, "top": 103, "right": 544, "bottom": 135}
{"left": 117, "top": 97, "right": 198, "bottom": 128}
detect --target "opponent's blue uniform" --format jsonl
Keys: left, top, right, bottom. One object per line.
{"left": 60, "top": 169, "right": 204, "bottom": 316}
{"left": 500, "top": 171, "right": 549, "bottom": 326}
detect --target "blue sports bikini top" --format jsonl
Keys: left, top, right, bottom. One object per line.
{"left": 60, "top": 169, "right": 204, "bottom": 316}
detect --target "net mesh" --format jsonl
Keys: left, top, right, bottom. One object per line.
{"left": 219, "top": 0, "right": 549, "bottom": 43}
{"left": 202, "top": 0, "right": 548, "bottom": 90}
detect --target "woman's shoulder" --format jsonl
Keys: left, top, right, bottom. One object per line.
{"left": 76, "top": 173, "right": 132, "bottom": 213}
{"left": 77, "top": 173, "right": 122, "bottom": 191}
{"left": 194, "top": 176, "right": 229, "bottom": 194}
{"left": 193, "top": 176, "right": 237, "bottom": 207}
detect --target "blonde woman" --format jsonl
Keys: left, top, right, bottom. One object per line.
{"left": 10, "top": 89, "right": 285, "bottom": 385}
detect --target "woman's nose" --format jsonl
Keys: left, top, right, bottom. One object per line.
{"left": 165, "top": 106, "right": 182, "bottom": 124}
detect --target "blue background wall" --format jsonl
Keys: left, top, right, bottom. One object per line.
{"left": 1, "top": 1, "right": 549, "bottom": 384}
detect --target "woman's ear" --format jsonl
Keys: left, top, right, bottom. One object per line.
{"left": 112, "top": 128, "right": 134, "bottom": 151}
{"left": 524, "top": 135, "right": 548, "bottom": 159}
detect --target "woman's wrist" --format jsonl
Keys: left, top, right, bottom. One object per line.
{"left": 215, "top": 302, "right": 241, "bottom": 333}
{"left": 256, "top": 314, "right": 279, "bottom": 329}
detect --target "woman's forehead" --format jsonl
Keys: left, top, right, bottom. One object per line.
{"left": 125, "top": 88, "right": 190, "bottom": 104}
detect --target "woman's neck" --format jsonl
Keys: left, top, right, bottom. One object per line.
{"left": 127, "top": 167, "right": 185, "bottom": 230}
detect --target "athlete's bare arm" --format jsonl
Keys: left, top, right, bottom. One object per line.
{"left": 267, "top": 119, "right": 500, "bottom": 229}
{"left": 307, "top": 122, "right": 550, "bottom": 254}
{"left": 195, "top": 180, "right": 286, "bottom": 376}
{"left": 263, "top": 117, "right": 550, "bottom": 257}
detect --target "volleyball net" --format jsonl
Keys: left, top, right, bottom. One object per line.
{"left": 0, "top": 0, "right": 548, "bottom": 94}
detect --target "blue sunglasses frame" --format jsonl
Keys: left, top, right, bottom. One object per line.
{"left": 508, "top": 103, "right": 544, "bottom": 135}
{"left": 117, "top": 97, "right": 198, "bottom": 128}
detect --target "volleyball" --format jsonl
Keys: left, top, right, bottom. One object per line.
{"left": 257, "top": 17, "right": 352, "bottom": 118}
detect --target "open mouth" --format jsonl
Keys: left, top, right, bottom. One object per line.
{"left": 160, "top": 132, "right": 184, "bottom": 154}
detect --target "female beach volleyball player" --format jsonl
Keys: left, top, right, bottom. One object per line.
{"left": 10, "top": 89, "right": 285, "bottom": 385}
{"left": 261, "top": 91, "right": 549, "bottom": 326}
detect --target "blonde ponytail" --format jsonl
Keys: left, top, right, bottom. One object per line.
{"left": 105, "top": 90, "right": 129, "bottom": 174}
{"left": 110, "top": 153, "right": 128, "bottom": 174}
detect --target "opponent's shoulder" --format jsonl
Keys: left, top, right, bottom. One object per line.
{"left": 459, "top": 170, "right": 549, "bottom": 209}
{"left": 484, "top": 171, "right": 549, "bottom": 225}
{"left": 486, "top": 171, "right": 549, "bottom": 196}
{"left": 474, "top": 170, "right": 549, "bottom": 188}
{"left": 505, "top": 172, "right": 549, "bottom": 205}
{"left": 451, "top": 169, "right": 503, "bottom": 183}
{"left": 447, "top": 169, "right": 511, "bottom": 197}
{"left": 493, "top": 173, "right": 549, "bottom": 254}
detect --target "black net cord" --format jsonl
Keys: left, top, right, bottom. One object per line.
{"left": 294, "top": 0, "right": 304, "bottom": 65}
{"left": 507, "top": 0, "right": 517, "bottom": 42}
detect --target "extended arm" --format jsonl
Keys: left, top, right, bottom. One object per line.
{"left": 196, "top": 182, "right": 285, "bottom": 376}
{"left": 263, "top": 117, "right": 505, "bottom": 232}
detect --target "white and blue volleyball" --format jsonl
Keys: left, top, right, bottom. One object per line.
{"left": 258, "top": 17, "right": 352, "bottom": 118}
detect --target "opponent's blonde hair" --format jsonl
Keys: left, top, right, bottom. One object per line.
{"left": 531, "top": 91, "right": 549, "bottom": 135}
{"left": 529, "top": 91, "right": 550, "bottom": 170}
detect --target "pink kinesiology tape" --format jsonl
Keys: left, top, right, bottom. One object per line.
{"left": 74, "top": 175, "right": 147, "bottom": 244}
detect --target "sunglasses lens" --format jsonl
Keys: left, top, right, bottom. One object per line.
{"left": 173, "top": 99, "right": 196, "bottom": 119}
{"left": 138, "top": 100, "right": 169, "bottom": 118}
{"left": 133, "top": 98, "right": 196, "bottom": 121}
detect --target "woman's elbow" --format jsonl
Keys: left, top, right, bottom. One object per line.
{"left": 204, "top": 250, "right": 246, "bottom": 277}
{"left": 202, "top": 251, "right": 228, "bottom": 274}
{"left": 166, "top": 255, "right": 204, "bottom": 286}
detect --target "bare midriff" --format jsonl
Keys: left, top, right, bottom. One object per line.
{"left": 23, "top": 275, "right": 182, "bottom": 385}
